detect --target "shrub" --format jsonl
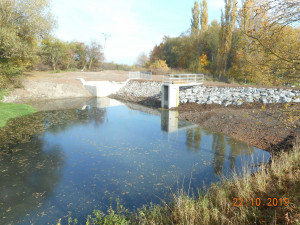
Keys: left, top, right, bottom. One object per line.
{"left": 149, "top": 60, "right": 170, "bottom": 75}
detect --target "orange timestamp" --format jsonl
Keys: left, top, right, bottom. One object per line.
{"left": 233, "top": 197, "right": 290, "bottom": 207}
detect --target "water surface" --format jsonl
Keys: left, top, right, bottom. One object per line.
{"left": 0, "top": 98, "right": 270, "bottom": 224}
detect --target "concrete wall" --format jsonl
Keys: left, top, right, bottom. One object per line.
{"left": 77, "top": 78, "right": 129, "bottom": 97}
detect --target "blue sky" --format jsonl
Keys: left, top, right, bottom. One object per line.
{"left": 51, "top": 0, "right": 225, "bottom": 65}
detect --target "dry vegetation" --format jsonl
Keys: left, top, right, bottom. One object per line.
{"left": 61, "top": 141, "right": 299, "bottom": 225}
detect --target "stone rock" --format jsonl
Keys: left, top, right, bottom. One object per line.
{"left": 281, "top": 97, "right": 292, "bottom": 103}
{"left": 293, "top": 98, "right": 300, "bottom": 103}
{"left": 260, "top": 97, "right": 268, "bottom": 104}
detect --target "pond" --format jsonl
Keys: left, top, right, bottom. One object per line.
{"left": 0, "top": 98, "right": 270, "bottom": 224}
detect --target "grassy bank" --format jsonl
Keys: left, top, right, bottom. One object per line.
{"left": 0, "top": 90, "right": 36, "bottom": 127}
{"left": 65, "top": 143, "right": 299, "bottom": 225}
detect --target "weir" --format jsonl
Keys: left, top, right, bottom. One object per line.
{"left": 77, "top": 73, "right": 204, "bottom": 108}
{"left": 161, "top": 74, "right": 204, "bottom": 108}
{"left": 77, "top": 71, "right": 152, "bottom": 97}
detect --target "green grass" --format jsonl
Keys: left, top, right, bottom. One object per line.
{"left": 0, "top": 90, "right": 37, "bottom": 127}
{"left": 0, "top": 102, "right": 37, "bottom": 127}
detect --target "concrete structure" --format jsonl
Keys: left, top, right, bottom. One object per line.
{"left": 161, "top": 74, "right": 204, "bottom": 108}
{"left": 77, "top": 78, "right": 129, "bottom": 97}
{"left": 77, "top": 72, "right": 151, "bottom": 97}
{"left": 161, "top": 84, "right": 180, "bottom": 108}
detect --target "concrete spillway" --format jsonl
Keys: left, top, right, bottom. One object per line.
{"left": 77, "top": 78, "right": 130, "bottom": 97}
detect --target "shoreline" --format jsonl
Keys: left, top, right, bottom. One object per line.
{"left": 1, "top": 71, "right": 299, "bottom": 152}
{"left": 110, "top": 94, "right": 299, "bottom": 152}
{"left": 1, "top": 73, "right": 299, "bottom": 224}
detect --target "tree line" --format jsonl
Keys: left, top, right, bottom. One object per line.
{"left": 0, "top": 0, "right": 103, "bottom": 88}
{"left": 1, "top": 0, "right": 299, "bottom": 88}
{"left": 147, "top": 0, "right": 300, "bottom": 86}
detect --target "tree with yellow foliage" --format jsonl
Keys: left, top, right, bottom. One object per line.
{"left": 200, "top": 0, "right": 208, "bottom": 34}
{"left": 149, "top": 60, "right": 169, "bottom": 74}
{"left": 230, "top": 0, "right": 300, "bottom": 85}
{"left": 191, "top": 1, "right": 200, "bottom": 35}
{"left": 217, "top": 0, "right": 237, "bottom": 77}
{"left": 189, "top": 53, "right": 210, "bottom": 73}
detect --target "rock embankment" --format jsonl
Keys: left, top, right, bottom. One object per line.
{"left": 180, "top": 86, "right": 300, "bottom": 106}
{"left": 117, "top": 81, "right": 161, "bottom": 97}
{"left": 116, "top": 81, "right": 300, "bottom": 106}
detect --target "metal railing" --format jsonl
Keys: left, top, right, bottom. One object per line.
{"left": 129, "top": 71, "right": 152, "bottom": 80}
{"left": 162, "top": 74, "right": 204, "bottom": 85}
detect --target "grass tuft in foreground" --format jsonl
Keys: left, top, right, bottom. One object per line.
{"left": 65, "top": 144, "right": 299, "bottom": 225}
{"left": 0, "top": 90, "right": 36, "bottom": 127}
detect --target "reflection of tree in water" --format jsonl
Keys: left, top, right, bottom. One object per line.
{"left": 226, "top": 137, "right": 254, "bottom": 169}
{"left": 212, "top": 134, "right": 255, "bottom": 175}
{"left": 0, "top": 107, "right": 106, "bottom": 150}
{"left": 0, "top": 106, "right": 106, "bottom": 223}
{"left": 185, "top": 127, "right": 202, "bottom": 152}
{"left": 0, "top": 137, "right": 64, "bottom": 224}
{"left": 184, "top": 127, "right": 255, "bottom": 176}
{"left": 211, "top": 133, "right": 226, "bottom": 175}
{"left": 47, "top": 107, "right": 107, "bottom": 134}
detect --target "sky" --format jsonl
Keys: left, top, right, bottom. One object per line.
{"left": 51, "top": 0, "right": 225, "bottom": 65}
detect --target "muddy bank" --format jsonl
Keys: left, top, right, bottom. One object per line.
{"left": 111, "top": 94, "right": 299, "bottom": 151}
{"left": 175, "top": 102, "right": 299, "bottom": 151}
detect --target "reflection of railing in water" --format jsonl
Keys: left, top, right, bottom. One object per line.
{"left": 129, "top": 71, "right": 152, "bottom": 80}
{"left": 162, "top": 74, "right": 204, "bottom": 85}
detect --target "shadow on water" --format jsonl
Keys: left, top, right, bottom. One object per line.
{"left": 0, "top": 97, "right": 269, "bottom": 224}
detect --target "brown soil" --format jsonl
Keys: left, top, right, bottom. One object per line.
{"left": 22, "top": 70, "right": 299, "bottom": 89}
{"left": 174, "top": 102, "right": 299, "bottom": 151}
{"left": 24, "top": 70, "right": 132, "bottom": 83}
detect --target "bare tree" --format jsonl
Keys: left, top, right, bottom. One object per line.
{"left": 135, "top": 52, "right": 149, "bottom": 67}
{"left": 87, "top": 41, "right": 104, "bottom": 70}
